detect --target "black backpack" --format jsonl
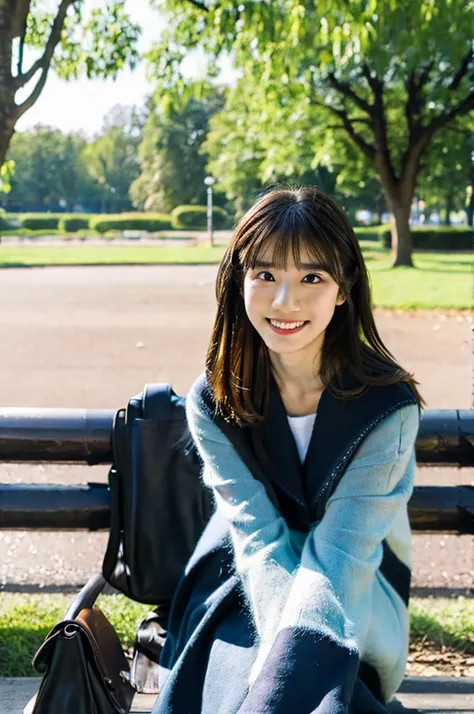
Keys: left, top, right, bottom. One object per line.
{"left": 102, "top": 383, "right": 214, "bottom": 607}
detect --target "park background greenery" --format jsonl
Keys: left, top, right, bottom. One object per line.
{"left": 1, "top": 1, "right": 474, "bottom": 269}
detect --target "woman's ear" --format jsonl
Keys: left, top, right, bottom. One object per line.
{"left": 336, "top": 291, "right": 346, "bottom": 306}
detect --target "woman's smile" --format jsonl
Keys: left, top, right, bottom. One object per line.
{"left": 266, "top": 318, "right": 309, "bottom": 335}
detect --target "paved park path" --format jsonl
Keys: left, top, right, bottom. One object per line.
{"left": 2, "top": 676, "right": 474, "bottom": 714}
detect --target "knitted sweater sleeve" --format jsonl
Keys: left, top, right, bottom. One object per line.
{"left": 185, "top": 377, "right": 300, "bottom": 643}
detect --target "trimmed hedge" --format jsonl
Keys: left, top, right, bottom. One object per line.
{"left": 379, "top": 226, "right": 473, "bottom": 250}
{"left": 20, "top": 214, "right": 61, "bottom": 230}
{"left": 90, "top": 213, "right": 172, "bottom": 233}
{"left": 353, "top": 226, "right": 386, "bottom": 242}
{"left": 354, "top": 224, "right": 472, "bottom": 250}
{"left": 171, "top": 205, "right": 230, "bottom": 230}
{"left": 58, "top": 216, "right": 91, "bottom": 232}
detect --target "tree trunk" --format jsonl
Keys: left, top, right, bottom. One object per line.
{"left": 466, "top": 193, "right": 474, "bottom": 227}
{"left": 0, "top": 120, "right": 14, "bottom": 167}
{"left": 444, "top": 192, "right": 454, "bottom": 226}
{"left": 388, "top": 200, "right": 414, "bottom": 266}
{"left": 374, "top": 146, "right": 415, "bottom": 267}
{"left": 0, "top": 1, "right": 17, "bottom": 168}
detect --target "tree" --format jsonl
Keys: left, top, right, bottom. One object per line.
{"left": 0, "top": 1, "right": 140, "bottom": 167}
{"left": 417, "top": 118, "right": 474, "bottom": 225}
{"left": 155, "top": 0, "right": 474, "bottom": 266}
{"left": 130, "top": 83, "right": 225, "bottom": 212}
{"left": 83, "top": 104, "right": 143, "bottom": 213}
{"left": 4, "top": 124, "right": 94, "bottom": 211}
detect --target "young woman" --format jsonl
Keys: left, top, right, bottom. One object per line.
{"left": 153, "top": 187, "right": 424, "bottom": 714}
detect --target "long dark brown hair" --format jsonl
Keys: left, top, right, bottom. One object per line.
{"left": 206, "top": 186, "right": 425, "bottom": 426}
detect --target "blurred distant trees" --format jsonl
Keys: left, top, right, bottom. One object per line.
{"left": 130, "top": 84, "right": 226, "bottom": 213}
{"left": 5, "top": 125, "right": 93, "bottom": 211}
{"left": 83, "top": 105, "right": 143, "bottom": 213}
{"left": 4, "top": 104, "right": 142, "bottom": 213}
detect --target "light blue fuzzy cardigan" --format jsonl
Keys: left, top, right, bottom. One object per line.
{"left": 185, "top": 376, "right": 420, "bottom": 703}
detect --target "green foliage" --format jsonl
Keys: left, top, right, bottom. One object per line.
{"left": 130, "top": 86, "right": 226, "bottom": 213}
{"left": 0, "top": 208, "right": 7, "bottom": 230}
{"left": 0, "top": 160, "right": 15, "bottom": 193}
{"left": 25, "top": 2, "right": 141, "bottom": 82}
{"left": 155, "top": 0, "right": 474, "bottom": 264}
{"left": 170, "top": 205, "right": 229, "bottom": 230}
{"left": 58, "top": 216, "right": 91, "bottom": 232}
{"left": 90, "top": 213, "right": 173, "bottom": 233}
{"left": 20, "top": 214, "right": 61, "bottom": 230}
{"left": 417, "top": 117, "right": 474, "bottom": 222}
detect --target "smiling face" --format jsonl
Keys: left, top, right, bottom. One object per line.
{"left": 243, "top": 243, "right": 346, "bottom": 363}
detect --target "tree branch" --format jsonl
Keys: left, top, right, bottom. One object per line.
{"left": 327, "top": 73, "right": 373, "bottom": 116}
{"left": 361, "top": 63, "right": 382, "bottom": 95}
{"left": 400, "top": 90, "right": 474, "bottom": 194}
{"left": 423, "top": 90, "right": 474, "bottom": 142}
{"left": 184, "top": 0, "right": 209, "bottom": 10}
{"left": 448, "top": 49, "right": 473, "bottom": 92}
{"left": 15, "top": 0, "right": 74, "bottom": 117}
{"left": 16, "top": 56, "right": 42, "bottom": 89}
{"left": 16, "top": 0, "right": 30, "bottom": 76}
{"left": 404, "top": 61, "right": 435, "bottom": 142}
{"left": 361, "top": 66, "right": 398, "bottom": 189}
{"left": 313, "top": 100, "right": 376, "bottom": 160}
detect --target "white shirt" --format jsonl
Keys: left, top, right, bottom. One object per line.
{"left": 286, "top": 412, "right": 317, "bottom": 463}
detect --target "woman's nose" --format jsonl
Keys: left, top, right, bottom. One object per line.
{"left": 271, "top": 282, "right": 300, "bottom": 312}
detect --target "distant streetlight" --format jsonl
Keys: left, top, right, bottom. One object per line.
{"left": 204, "top": 176, "right": 215, "bottom": 246}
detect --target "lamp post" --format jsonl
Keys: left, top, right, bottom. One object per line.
{"left": 204, "top": 176, "right": 215, "bottom": 247}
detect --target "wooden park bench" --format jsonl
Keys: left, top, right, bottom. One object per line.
{"left": 0, "top": 403, "right": 473, "bottom": 713}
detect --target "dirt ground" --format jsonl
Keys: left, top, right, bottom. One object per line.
{"left": 0, "top": 265, "right": 473, "bottom": 596}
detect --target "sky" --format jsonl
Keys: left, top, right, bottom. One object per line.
{"left": 16, "top": 0, "right": 229, "bottom": 137}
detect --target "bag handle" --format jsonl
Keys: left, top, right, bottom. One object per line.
{"left": 65, "top": 573, "right": 107, "bottom": 620}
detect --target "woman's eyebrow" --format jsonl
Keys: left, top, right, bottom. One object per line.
{"left": 254, "top": 260, "right": 328, "bottom": 271}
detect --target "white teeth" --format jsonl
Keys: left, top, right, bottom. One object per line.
{"left": 269, "top": 319, "right": 306, "bottom": 330}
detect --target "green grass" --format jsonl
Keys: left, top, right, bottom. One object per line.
{"left": 0, "top": 593, "right": 472, "bottom": 677}
{"left": 0, "top": 244, "right": 226, "bottom": 265}
{"left": 362, "top": 247, "right": 473, "bottom": 309}
{"left": 0, "top": 592, "right": 150, "bottom": 677}
{"left": 0, "top": 241, "right": 471, "bottom": 309}
{"left": 410, "top": 597, "right": 474, "bottom": 653}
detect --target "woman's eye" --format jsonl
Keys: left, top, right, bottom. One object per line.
{"left": 256, "top": 271, "right": 274, "bottom": 281}
{"left": 303, "top": 274, "right": 322, "bottom": 284}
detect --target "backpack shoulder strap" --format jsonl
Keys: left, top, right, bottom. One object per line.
{"left": 142, "top": 383, "right": 173, "bottom": 421}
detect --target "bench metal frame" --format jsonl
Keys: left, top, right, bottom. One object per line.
{"left": 0, "top": 407, "right": 473, "bottom": 534}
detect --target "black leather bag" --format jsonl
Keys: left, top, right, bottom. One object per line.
{"left": 102, "top": 383, "right": 214, "bottom": 607}
{"left": 25, "top": 574, "right": 135, "bottom": 714}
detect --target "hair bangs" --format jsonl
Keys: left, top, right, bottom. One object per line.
{"left": 239, "top": 205, "right": 343, "bottom": 284}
